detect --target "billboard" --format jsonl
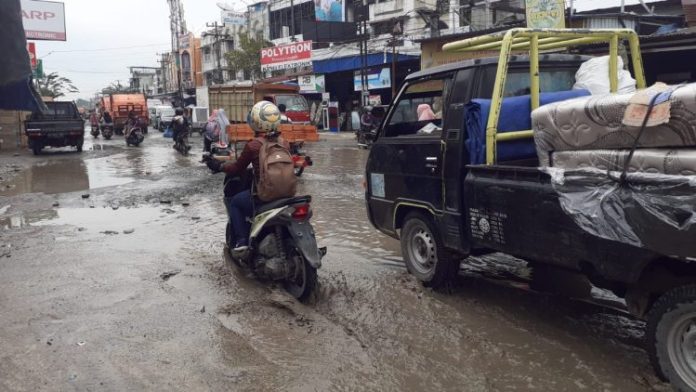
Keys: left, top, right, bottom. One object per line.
{"left": 21, "top": 0, "right": 66, "bottom": 41}
{"left": 299, "top": 74, "right": 325, "bottom": 93}
{"left": 525, "top": 0, "right": 565, "bottom": 29}
{"left": 314, "top": 0, "right": 344, "bottom": 22}
{"left": 27, "top": 42, "right": 37, "bottom": 69}
{"left": 222, "top": 10, "right": 246, "bottom": 26}
{"left": 353, "top": 68, "right": 391, "bottom": 91}
{"left": 261, "top": 41, "right": 313, "bottom": 72}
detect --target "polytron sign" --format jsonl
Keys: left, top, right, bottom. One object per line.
{"left": 21, "top": 0, "right": 67, "bottom": 41}
{"left": 27, "top": 42, "right": 37, "bottom": 69}
{"left": 261, "top": 41, "right": 312, "bottom": 72}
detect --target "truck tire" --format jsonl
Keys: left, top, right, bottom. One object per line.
{"left": 400, "top": 211, "right": 460, "bottom": 288}
{"left": 647, "top": 285, "right": 696, "bottom": 391}
{"left": 32, "top": 145, "right": 42, "bottom": 155}
{"left": 76, "top": 140, "right": 83, "bottom": 152}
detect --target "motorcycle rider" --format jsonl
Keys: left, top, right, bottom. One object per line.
{"left": 124, "top": 110, "right": 138, "bottom": 138}
{"left": 101, "top": 110, "right": 113, "bottom": 125}
{"left": 205, "top": 101, "right": 291, "bottom": 251}
{"left": 171, "top": 107, "right": 190, "bottom": 151}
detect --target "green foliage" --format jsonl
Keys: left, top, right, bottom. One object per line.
{"left": 225, "top": 34, "right": 272, "bottom": 81}
{"left": 36, "top": 72, "right": 78, "bottom": 98}
{"left": 101, "top": 81, "right": 131, "bottom": 95}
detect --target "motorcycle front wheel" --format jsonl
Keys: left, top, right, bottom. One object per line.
{"left": 284, "top": 247, "right": 317, "bottom": 301}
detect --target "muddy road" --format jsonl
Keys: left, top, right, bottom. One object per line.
{"left": 0, "top": 128, "right": 669, "bottom": 391}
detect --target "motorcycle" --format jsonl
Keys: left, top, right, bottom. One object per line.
{"left": 125, "top": 124, "right": 144, "bottom": 147}
{"left": 174, "top": 127, "right": 191, "bottom": 156}
{"left": 90, "top": 124, "right": 100, "bottom": 138}
{"left": 101, "top": 123, "right": 114, "bottom": 140}
{"left": 204, "top": 156, "right": 326, "bottom": 301}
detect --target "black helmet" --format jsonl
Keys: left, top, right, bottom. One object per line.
{"left": 175, "top": 107, "right": 184, "bottom": 115}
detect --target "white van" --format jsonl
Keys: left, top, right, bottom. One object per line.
{"left": 154, "top": 106, "right": 175, "bottom": 131}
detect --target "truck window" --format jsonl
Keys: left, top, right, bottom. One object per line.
{"left": 31, "top": 102, "right": 77, "bottom": 120}
{"left": 275, "top": 95, "right": 308, "bottom": 111}
{"left": 479, "top": 66, "right": 578, "bottom": 98}
{"left": 383, "top": 76, "right": 452, "bottom": 138}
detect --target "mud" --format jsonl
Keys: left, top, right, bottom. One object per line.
{"left": 0, "top": 129, "right": 670, "bottom": 391}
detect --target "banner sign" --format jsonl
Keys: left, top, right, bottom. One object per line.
{"left": 21, "top": 0, "right": 66, "bottom": 41}
{"left": 316, "top": 0, "right": 344, "bottom": 22}
{"left": 299, "top": 74, "right": 325, "bottom": 93}
{"left": 261, "top": 41, "right": 312, "bottom": 72}
{"left": 525, "top": 0, "right": 565, "bottom": 29}
{"left": 178, "top": 33, "right": 190, "bottom": 50}
{"left": 27, "top": 42, "right": 37, "bottom": 69}
{"left": 222, "top": 10, "right": 246, "bottom": 26}
{"left": 353, "top": 68, "right": 391, "bottom": 91}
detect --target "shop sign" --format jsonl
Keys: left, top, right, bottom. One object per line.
{"left": 21, "top": 0, "right": 66, "bottom": 41}
{"left": 353, "top": 68, "right": 391, "bottom": 91}
{"left": 525, "top": 0, "right": 565, "bottom": 29}
{"left": 299, "top": 74, "right": 325, "bottom": 93}
{"left": 261, "top": 41, "right": 313, "bottom": 72}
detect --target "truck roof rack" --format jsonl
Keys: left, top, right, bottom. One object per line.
{"left": 443, "top": 28, "right": 647, "bottom": 165}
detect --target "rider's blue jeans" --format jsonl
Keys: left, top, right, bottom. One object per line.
{"left": 227, "top": 189, "right": 253, "bottom": 246}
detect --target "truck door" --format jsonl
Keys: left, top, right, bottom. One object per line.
{"left": 366, "top": 74, "right": 454, "bottom": 234}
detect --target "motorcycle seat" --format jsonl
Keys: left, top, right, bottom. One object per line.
{"left": 255, "top": 195, "right": 311, "bottom": 215}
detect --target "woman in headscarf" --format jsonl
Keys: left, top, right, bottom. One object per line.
{"left": 203, "top": 109, "right": 220, "bottom": 152}
{"left": 417, "top": 104, "right": 436, "bottom": 121}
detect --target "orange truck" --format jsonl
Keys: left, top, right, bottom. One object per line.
{"left": 101, "top": 93, "right": 148, "bottom": 133}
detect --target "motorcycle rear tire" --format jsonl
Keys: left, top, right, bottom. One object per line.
{"left": 283, "top": 247, "right": 317, "bottom": 302}
{"left": 104, "top": 135, "right": 112, "bottom": 140}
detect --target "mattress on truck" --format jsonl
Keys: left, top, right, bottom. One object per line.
{"left": 551, "top": 148, "right": 696, "bottom": 176}
{"left": 532, "top": 83, "right": 696, "bottom": 169}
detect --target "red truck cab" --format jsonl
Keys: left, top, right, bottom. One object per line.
{"left": 263, "top": 93, "right": 310, "bottom": 123}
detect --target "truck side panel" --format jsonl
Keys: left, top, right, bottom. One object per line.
{"left": 464, "top": 166, "right": 658, "bottom": 284}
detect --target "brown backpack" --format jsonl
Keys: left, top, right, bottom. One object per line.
{"left": 256, "top": 137, "right": 297, "bottom": 202}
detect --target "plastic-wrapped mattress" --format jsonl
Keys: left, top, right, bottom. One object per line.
{"left": 551, "top": 149, "right": 696, "bottom": 175}
{"left": 532, "top": 83, "right": 696, "bottom": 166}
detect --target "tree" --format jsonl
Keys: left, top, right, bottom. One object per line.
{"left": 36, "top": 72, "right": 79, "bottom": 98}
{"left": 101, "top": 81, "right": 131, "bottom": 95}
{"left": 225, "top": 35, "right": 272, "bottom": 82}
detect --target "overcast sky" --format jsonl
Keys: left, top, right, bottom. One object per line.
{"left": 30, "top": 0, "right": 665, "bottom": 100}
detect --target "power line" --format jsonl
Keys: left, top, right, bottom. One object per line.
{"left": 40, "top": 43, "right": 172, "bottom": 58}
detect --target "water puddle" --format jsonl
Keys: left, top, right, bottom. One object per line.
{"left": 0, "top": 159, "right": 132, "bottom": 197}
{"left": 32, "top": 206, "right": 165, "bottom": 231}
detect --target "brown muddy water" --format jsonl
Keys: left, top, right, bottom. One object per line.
{"left": 0, "top": 129, "right": 669, "bottom": 391}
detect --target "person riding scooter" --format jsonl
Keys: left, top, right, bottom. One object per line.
{"left": 205, "top": 101, "right": 294, "bottom": 252}
{"left": 171, "top": 107, "right": 190, "bottom": 151}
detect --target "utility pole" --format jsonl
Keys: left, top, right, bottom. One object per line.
{"left": 157, "top": 53, "right": 169, "bottom": 93}
{"left": 206, "top": 21, "right": 224, "bottom": 84}
{"left": 290, "top": 0, "right": 296, "bottom": 41}
{"left": 390, "top": 20, "right": 401, "bottom": 101}
{"left": 167, "top": 0, "right": 186, "bottom": 105}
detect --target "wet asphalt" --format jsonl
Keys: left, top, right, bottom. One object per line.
{"left": 0, "top": 125, "right": 671, "bottom": 391}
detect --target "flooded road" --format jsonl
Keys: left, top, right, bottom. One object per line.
{"left": 0, "top": 128, "right": 669, "bottom": 391}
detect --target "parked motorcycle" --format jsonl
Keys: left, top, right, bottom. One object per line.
{"left": 204, "top": 156, "right": 326, "bottom": 301}
{"left": 101, "top": 123, "right": 114, "bottom": 140}
{"left": 125, "top": 125, "right": 144, "bottom": 147}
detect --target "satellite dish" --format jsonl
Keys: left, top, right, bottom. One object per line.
{"left": 216, "top": 2, "right": 233, "bottom": 11}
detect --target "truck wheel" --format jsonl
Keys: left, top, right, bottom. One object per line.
{"left": 76, "top": 142, "right": 83, "bottom": 152}
{"left": 400, "top": 211, "right": 460, "bottom": 288}
{"left": 647, "top": 285, "right": 696, "bottom": 391}
{"left": 32, "top": 145, "right": 42, "bottom": 155}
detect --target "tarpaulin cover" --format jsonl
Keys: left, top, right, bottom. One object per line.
{"left": 0, "top": 0, "right": 47, "bottom": 112}
{"left": 546, "top": 167, "right": 696, "bottom": 258}
{"left": 465, "top": 89, "right": 590, "bottom": 164}
{"left": 312, "top": 53, "right": 418, "bottom": 74}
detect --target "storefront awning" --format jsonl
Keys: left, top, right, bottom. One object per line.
{"left": 312, "top": 53, "right": 419, "bottom": 74}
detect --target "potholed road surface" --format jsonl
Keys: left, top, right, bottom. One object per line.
{"left": 0, "top": 128, "right": 670, "bottom": 391}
